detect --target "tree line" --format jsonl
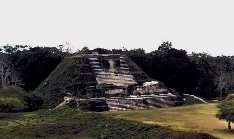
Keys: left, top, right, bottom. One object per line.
{"left": 1, "top": 42, "right": 234, "bottom": 99}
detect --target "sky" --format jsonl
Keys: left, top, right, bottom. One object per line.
{"left": 0, "top": 0, "right": 234, "bottom": 56}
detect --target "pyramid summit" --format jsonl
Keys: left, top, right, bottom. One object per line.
{"left": 35, "top": 53, "right": 182, "bottom": 111}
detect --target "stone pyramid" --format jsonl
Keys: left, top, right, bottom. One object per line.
{"left": 35, "top": 53, "right": 150, "bottom": 107}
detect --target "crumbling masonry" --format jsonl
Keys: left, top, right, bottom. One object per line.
{"left": 36, "top": 53, "right": 183, "bottom": 111}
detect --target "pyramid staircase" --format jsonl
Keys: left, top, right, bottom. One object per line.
{"left": 88, "top": 55, "right": 137, "bottom": 87}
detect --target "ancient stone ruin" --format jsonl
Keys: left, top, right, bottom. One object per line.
{"left": 35, "top": 53, "right": 183, "bottom": 111}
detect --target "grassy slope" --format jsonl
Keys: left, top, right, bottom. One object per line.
{"left": 35, "top": 56, "right": 97, "bottom": 107}
{"left": 106, "top": 103, "right": 234, "bottom": 139}
{"left": 0, "top": 106, "right": 215, "bottom": 139}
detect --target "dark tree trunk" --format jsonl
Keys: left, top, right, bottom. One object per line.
{"left": 228, "top": 121, "right": 231, "bottom": 130}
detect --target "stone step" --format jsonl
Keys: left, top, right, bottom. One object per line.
{"left": 89, "top": 61, "right": 100, "bottom": 64}
{"left": 96, "top": 75, "right": 134, "bottom": 80}
{"left": 107, "top": 103, "right": 146, "bottom": 110}
{"left": 120, "top": 71, "right": 130, "bottom": 74}
{"left": 120, "top": 68, "right": 129, "bottom": 70}
{"left": 88, "top": 57, "right": 99, "bottom": 60}
{"left": 120, "top": 67, "right": 129, "bottom": 70}
{"left": 96, "top": 78, "right": 136, "bottom": 86}
{"left": 120, "top": 56, "right": 127, "bottom": 59}
{"left": 120, "top": 70, "right": 130, "bottom": 73}
{"left": 96, "top": 76, "right": 134, "bottom": 81}
{"left": 120, "top": 65, "right": 129, "bottom": 68}
{"left": 96, "top": 73, "right": 134, "bottom": 78}
{"left": 96, "top": 80, "right": 136, "bottom": 86}
{"left": 96, "top": 74, "right": 134, "bottom": 79}
{"left": 120, "top": 59, "right": 127, "bottom": 62}
{"left": 93, "top": 69, "right": 103, "bottom": 71}
{"left": 91, "top": 65, "right": 101, "bottom": 68}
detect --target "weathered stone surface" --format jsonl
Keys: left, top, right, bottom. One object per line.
{"left": 106, "top": 94, "right": 183, "bottom": 111}
{"left": 35, "top": 53, "right": 183, "bottom": 111}
{"left": 183, "top": 94, "right": 207, "bottom": 105}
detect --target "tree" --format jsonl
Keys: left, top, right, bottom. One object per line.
{"left": 0, "top": 54, "right": 22, "bottom": 88}
{"left": 128, "top": 48, "right": 145, "bottom": 56}
{"left": 2, "top": 45, "right": 18, "bottom": 54}
{"left": 158, "top": 41, "right": 172, "bottom": 52}
{"left": 190, "top": 53, "right": 220, "bottom": 98}
{"left": 112, "top": 49, "right": 123, "bottom": 54}
{"left": 10, "top": 47, "right": 64, "bottom": 90}
{"left": 217, "top": 100, "right": 234, "bottom": 130}
{"left": 79, "top": 47, "right": 91, "bottom": 54}
{"left": 191, "top": 54, "right": 234, "bottom": 99}
{"left": 92, "top": 48, "right": 112, "bottom": 54}
{"left": 0, "top": 45, "right": 66, "bottom": 91}
{"left": 148, "top": 42, "right": 200, "bottom": 95}
{"left": 128, "top": 48, "right": 148, "bottom": 73}
{"left": 217, "top": 69, "right": 226, "bottom": 100}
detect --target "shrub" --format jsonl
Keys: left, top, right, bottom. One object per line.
{"left": 23, "top": 94, "right": 43, "bottom": 111}
{"left": 216, "top": 100, "right": 234, "bottom": 130}
{"left": 0, "top": 86, "right": 43, "bottom": 112}
{"left": 0, "top": 96, "right": 25, "bottom": 112}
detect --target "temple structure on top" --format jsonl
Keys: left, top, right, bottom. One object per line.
{"left": 88, "top": 54, "right": 137, "bottom": 87}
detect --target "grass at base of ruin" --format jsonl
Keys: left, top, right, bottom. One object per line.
{"left": 0, "top": 106, "right": 216, "bottom": 139}
{"left": 105, "top": 103, "right": 234, "bottom": 139}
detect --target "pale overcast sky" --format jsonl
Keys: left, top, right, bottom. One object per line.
{"left": 0, "top": 0, "right": 233, "bottom": 56}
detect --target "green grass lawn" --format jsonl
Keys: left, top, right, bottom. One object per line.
{"left": 105, "top": 103, "right": 234, "bottom": 139}
{"left": 0, "top": 106, "right": 216, "bottom": 139}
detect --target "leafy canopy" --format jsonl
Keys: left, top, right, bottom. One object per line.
{"left": 217, "top": 100, "right": 234, "bottom": 122}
